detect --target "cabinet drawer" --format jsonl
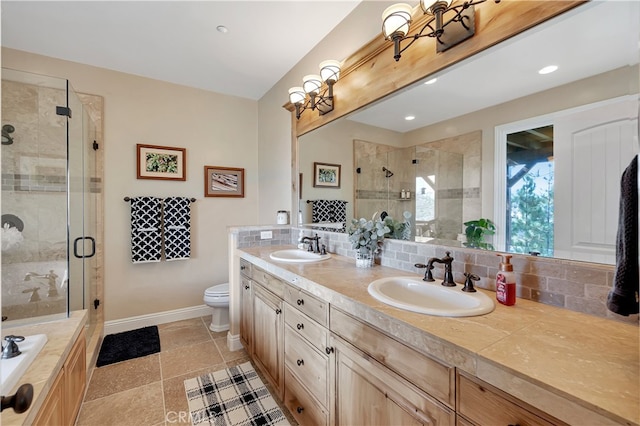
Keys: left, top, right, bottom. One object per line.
{"left": 284, "top": 303, "right": 328, "bottom": 352}
{"left": 284, "top": 284, "right": 328, "bottom": 326}
{"left": 330, "top": 307, "right": 454, "bottom": 408}
{"left": 253, "top": 266, "right": 284, "bottom": 298}
{"left": 284, "top": 368, "right": 328, "bottom": 426}
{"left": 457, "top": 372, "right": 566, "bottom": 426}
{"left": 240, "top": 258, "right": 252, "bottom": 278}
{"left": 284, "top": 326, "right": 329, "bottom": 406}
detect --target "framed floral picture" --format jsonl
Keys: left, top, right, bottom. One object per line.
{"left": 137, "top": 144, "right": 186, "bottom": 181}
{"left": 204, "top": 166, "right": 245, "bottom": 198}
{"left": 313, "top": 162, "right": 341, "bottom": 188}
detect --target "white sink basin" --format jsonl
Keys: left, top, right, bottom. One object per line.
{"left": 269, "top": 249, "right": 331, "bottom": 263}
{"left": 368, "top": 277, "right": 495, "bottom": 317}
{"left": 1, "top": 334, "right": 47, "bottom": 393}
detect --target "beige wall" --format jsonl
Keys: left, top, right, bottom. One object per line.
{"left": 2, "top": 48, "right": 259, "bottom": 321}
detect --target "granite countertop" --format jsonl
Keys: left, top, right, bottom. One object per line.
{"left": 238, "top": 245, "right": 639, "bottom": 426}
{"left": 1, "top": 310, "right": 87, "bottom": 426}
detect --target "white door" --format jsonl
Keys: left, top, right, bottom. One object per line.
{"left": 554, "top": 96, "right": 638, "bottom": 263}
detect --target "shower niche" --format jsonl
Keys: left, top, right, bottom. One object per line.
{"left": 1, "top": 68, "right": 103, "bottom": 345}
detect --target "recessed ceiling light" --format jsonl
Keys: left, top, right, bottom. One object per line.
{"left": 538, "top": 65, "right": 558, "bottom": 75}
{"left": 217, "top": 25, "right": 228, "bottom": 34}
{"left": 405, "top": 115, "right": 416, "bottom": 121}
{"left": 424, "top": 78, "right": 437, "bottom": 85}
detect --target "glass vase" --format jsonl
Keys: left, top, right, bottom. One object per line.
{"left": 355, "top": 251, "right": 374, "bottom": 268}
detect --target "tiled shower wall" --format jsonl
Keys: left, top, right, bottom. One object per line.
{"left": 1, "top": 79, "right": 68, "bottom": 263}
{"left": 235, "top": 226, "right": 637, "bottom": 325}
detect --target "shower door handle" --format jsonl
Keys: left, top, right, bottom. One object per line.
{"left": 73, "top": 236, "right": 96, "bottom": 259}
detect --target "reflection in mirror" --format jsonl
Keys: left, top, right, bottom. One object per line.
{"left": 297, "top": 1, "right": 639, "bottom": 265}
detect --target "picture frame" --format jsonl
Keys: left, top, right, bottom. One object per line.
{"left": 137, "top": 144, "right": 186, "bottom": 181}
{"left": 204, "top": 166, "right": 245, "bottom": 198}
{"left": 313, "top": 162, "right": 341, "bottom": 188}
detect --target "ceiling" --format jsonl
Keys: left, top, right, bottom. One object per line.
{"left": 348, "top": 0, "right": 640, "bottom": 133}
{"left": 0, "top": 1, "right": 366, "bottom": 100}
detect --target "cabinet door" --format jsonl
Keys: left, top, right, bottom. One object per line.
{"left": 252, "top": 284, "right": 284, "bottom": 397}
{"left": 240, "top": 277, "right": 253, "bottom": 352}
{"left": 331, "top": 335, "right": 454, "bottom": 426}
{"left": 65, "top": 329, "right": 86, "bottom": 425}
{"left": 33, "top": 369, "right": 65, "bottom": 426}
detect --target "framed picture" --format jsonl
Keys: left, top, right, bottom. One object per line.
{"left": 204, "top": 166, "right": 245, "bottom": 198}
{"left": 313, "top": 162, "right": 341, "bottom": 188}
{"left": 137, "top": 144, "right": 186, "bottom": 181}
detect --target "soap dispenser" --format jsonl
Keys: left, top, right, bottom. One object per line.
{"left": 496, "top": 254, "right": 516, "bottom": 306}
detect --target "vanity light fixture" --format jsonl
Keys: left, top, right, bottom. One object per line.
{"left": 288, "top": 60, "right": 341, "bottom": 119}
{"left": 382, "top": 0, "right": 501, "bottom": 61}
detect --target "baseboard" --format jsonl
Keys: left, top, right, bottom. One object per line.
{"left": 104, "top": 305, "right": 211, "bottom": 335}
{"left": 227, "top": 333, "right": 244, "bottom": 352}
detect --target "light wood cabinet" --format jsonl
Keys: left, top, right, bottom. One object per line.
{"left": 283, "top": 284, "right": 331, "bottom": 426}
{"left": 239, "top": 259, "right": 253, "bottom": 352}
{"left": 252, "top": 281, "right": 284, "bottom": 399}
{"left": 330, "top": 306, "right": 455, "bottom": 408}
{"left": 457, "top": 371, "right": 567, "bottom": 426}
{"left": 331, "top": 334, "right": 454, "bottom": 426}
{"left": 33, "top": 328, "right": 86, "bottom": 426}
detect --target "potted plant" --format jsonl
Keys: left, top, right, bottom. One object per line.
{"left": 463, "top": 218, "right": 496, "bottom": 250}
{"left": 347, "top": 217, "right": 389, "bottom": 267}
{"left": 381, "top": 211, "right": 412, "bottom": 240}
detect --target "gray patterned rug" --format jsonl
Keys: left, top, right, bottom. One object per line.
{"left": 184, "top": 362, "right": 290, "bottom": 426}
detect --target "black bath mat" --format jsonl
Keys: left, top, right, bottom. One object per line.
{"left": 96, "top": 326, "right": 161, "bottom": 367}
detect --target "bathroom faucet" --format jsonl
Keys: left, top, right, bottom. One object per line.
{"left": 415, "top": 251, "right": 456, "bottom": 287}
{"left": 24, "top": 271, "right": 59, "bottom": 297}
{"left": 301, "top": 234, "right": 321, "bottom": 254}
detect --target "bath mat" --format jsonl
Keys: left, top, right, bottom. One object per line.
{"left": 184, "top": 361, "right": 290, "bottom": 426}
{"left": 96, "top": 326, "right": 161, "bottom": 367}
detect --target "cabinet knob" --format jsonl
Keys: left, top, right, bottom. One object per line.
{"left": 240, "top": 265, "right": 246, "bottom": 270}
{"left": 296, "top": 359, "right": 304, "bottom": 366}
{"left": 244, "top": 285, "right": 249, "bottom": 290}
{"left": 296, "top": 406, "right": 304, "bottom": 414}
{"left": 0, "top": 383, "right": 33, "bottom": 413}
{"left": 275, "top": 308, "right": 282, "bottom": 315}
{"left": 296, "top": 323, "right": 304, "bottom": 330}
{"left": 296, "top": 299, "right": 304, "bottom": 306}
{"left": 325, "top": 346, "right": 334, "bottom": 355}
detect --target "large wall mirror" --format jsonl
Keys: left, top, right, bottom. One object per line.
{"left": 297, "top": 0, "right": 639, "bottom": 266}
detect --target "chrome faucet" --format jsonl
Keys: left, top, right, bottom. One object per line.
{"left": 415, "top": 251, "right": 456, "bottom": 287}
{"left": 24, "top": 270, "right": 59, "bottom": 298}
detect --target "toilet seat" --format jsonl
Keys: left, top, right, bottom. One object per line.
{"left": 205, "top": 283, "right": 229, "bottom": 296}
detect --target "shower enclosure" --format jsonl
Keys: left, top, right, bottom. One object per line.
{"left": 355, "top": 137, "right": 481, "bottom": 242}
{"left": 1, "top": 68, "right": 101, "bottom": 343}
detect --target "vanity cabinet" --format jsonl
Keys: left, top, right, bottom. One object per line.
{"left": 239, "top": 259, "right": 253, "bottom": 352}
{"left": 330, "top": 307, "right": 455, "bottom": 426}
{"left": 282, "top": 284, "right": 330, "bottom": 426}
{"left": 456, "top": 371, "right": 567, "bottom": 426}
{"left": 250, "top": 266, "right": 285, "bottom": 399}
{"left": 33, "top": 328, "right": 86, "bottom": 426}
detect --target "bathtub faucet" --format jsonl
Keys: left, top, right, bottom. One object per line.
{"left": 24, "top": 270, "right": 59, "bottom": 297}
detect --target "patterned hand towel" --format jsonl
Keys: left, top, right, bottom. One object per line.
{"left": 130, "top": 196, "right": 162, "bottom": 263}
{"left": 163, "top": 197, "right": 191, "bottom": 261}
{"left": 311, "top": 199, "right": 347, "bottom": 232}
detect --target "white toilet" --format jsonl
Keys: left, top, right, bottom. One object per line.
{"left": 203, "top": 283, "right": 230, "bottom": 332}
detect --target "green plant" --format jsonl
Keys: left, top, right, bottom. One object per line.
{"left": 463, "top": 218, "right": 496, "bottom": 250}
{"left": 382, "top": 211, "right": 412, "bottom": 240}
{"left": 347, "top": 217, "right": 389, "bottom": 254}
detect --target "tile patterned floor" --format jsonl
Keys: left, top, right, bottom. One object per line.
{"left": 76, "top": 317, "right": 292, "bottom": 426}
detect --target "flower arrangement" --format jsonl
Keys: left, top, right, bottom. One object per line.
{"left": 381, "top": 211, "right": 412, "bottom": 240}
{"left": 347, "top": 217, "right": 389, "bottom": 255}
